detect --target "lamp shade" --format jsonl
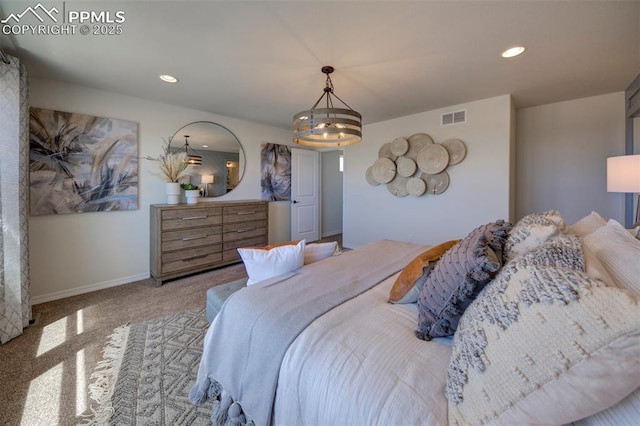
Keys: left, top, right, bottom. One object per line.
{"left": 201, "top": 175, "right": 214, "bottom": 184}
{"left": 607, "top": 155, "right": 640, "bottom": 192}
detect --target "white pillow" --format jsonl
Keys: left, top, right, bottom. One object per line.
{"left": 238, "top": 240, "right": 305, "bottom": 285}
{"left": 583, "top": 219, "right": 640, "bottom": 294}
{"left": 304, "top": 241, "right": 341, "bottom": 264}
{"left": 569, "top": 211, "right": 607, "bottom": 237}
{"left": 582, "top": 242, "right": 615, "bottom": 287}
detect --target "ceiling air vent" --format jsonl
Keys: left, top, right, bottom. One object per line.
{"left": 441, "top": 109, "right": 466, "bottom": 126}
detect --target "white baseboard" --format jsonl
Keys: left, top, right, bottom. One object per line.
{"left": 31, "top": 272, "right": 150, "bottom": 305}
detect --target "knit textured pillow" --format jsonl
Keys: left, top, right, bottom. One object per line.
{"left": 505, "top": 210, "right": 567, "bottom": 261}
{"left": 415, "top": 220, "right": 511, "bottom": 340}
{"left": 446, "top": 235, "right": 640, "bottom": 425}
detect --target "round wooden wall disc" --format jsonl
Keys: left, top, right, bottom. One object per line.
{"left": 425, "top": 170, "right": 450, "bottom": 194}
{"left": 365, "top": 166, "right": 380, "bottom": 186}
{"left": 407, "top": 177, "right": 427, "bottom": 196}
{"left": 417, "top": 144, "right": 450, "bottom": 174}
{"left": 371, "top": 157, "right": 397, "bottom": 183}
{"left": 391, "top": 137, "right": 409, "bottom": 156}
{"left": 442, "top": 138, "right": 467, "bottom": 165}
{"left": 387, "top": 175, "right": 410, "bottom": 197}
{"left": 378, "top": 143, "right": 397, "bottom": 161}
{"left": 396, "top": 156, "right": 417, "bottom": 177}
{"left": 408, "top": 133, "right": 434, "bottom": 145}
{"left": 406, "top": 133, "right": 433, "bottom": 159}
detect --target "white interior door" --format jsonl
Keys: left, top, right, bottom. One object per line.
{"left": 291, "top": 148, "right": 320, "bottom": 242}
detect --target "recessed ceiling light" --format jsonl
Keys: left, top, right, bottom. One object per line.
{"left": 159, "top": 74, "right": 178, "bottom": 83}
{"left": 501, "top": 46, "right": 526, "bottom": 58}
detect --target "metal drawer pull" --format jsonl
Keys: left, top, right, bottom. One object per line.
{"left": 236, "top": 227, "right": 255, "bottom": 233}
{"left": 182, "top": 235, "right": 207, "bottom": 241}
{"left": 182, "top": 254, "right": 208, "bottom": 261}
{"left": 182, "top": 215, "right": 207, "bottom": 220}
{"left": 236, "top": 211, "right": 255, "bottom": 215}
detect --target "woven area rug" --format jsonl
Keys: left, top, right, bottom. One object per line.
{"left": 86, "top": 309, "right": 214, "bottom": 425}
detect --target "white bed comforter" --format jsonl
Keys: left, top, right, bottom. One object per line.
{"left": 192, "top": 240, "right": 431, "bottom": 425}
{"left": 274, "top": 272, "right": 452, "bottom": 426}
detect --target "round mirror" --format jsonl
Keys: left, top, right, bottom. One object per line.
{"left": 170, "top": 121, "right": 245, "bottom": 197}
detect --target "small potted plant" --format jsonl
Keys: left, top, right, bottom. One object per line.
{"left": 181, "top": 183, "right": 200, "bottom": 204}
{"left": 145, "top": 139, "right": 192, "bottom": 204}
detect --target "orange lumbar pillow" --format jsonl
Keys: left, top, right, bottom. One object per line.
{"left": 388, "top": 239, "right": 461, "bottom": 304}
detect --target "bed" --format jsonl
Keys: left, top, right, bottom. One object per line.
{"left": 190, "top": 211, "right": 640, "bottom": 425}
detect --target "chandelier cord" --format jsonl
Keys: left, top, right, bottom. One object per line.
{"left": 325, "top": 73, "right": 334, "bottom": 93}
{"left": 185, "top": 140, "right": 197, "bottom": 156}
{"left": 326, "top": 72, "right": 355, "bottom": 110}
{"left": 310, "top": 74, "right": 354, "bottom": 113}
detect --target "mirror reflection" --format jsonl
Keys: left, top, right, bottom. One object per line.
{"left": 170, "top": 121, "right": 245, "bottom": 197}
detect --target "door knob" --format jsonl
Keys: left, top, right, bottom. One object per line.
{"left": 293, "top": 200, "right": 300, "bottom": 204}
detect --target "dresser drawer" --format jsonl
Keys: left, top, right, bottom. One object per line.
{"left": 223, "top": 220, "right": 268, "bottom": 243}
{"left": 162, "top": 225, "right": 222, "bottom": 252}
{"left": 223, "top": 249, "right": 242, "bottom": 262}
{"left": 222, "top": 233, "right": 268, "bottom": 261}
{"left": 223, "top": 204, "right": 267, "bottom": 224}
{"left": 161, "top": 244, "right": 223, "bottom": 274}
{"left": 162, "top": 207, "right": 222, "bottom": 231}
{"left": 223, "top": 235, "right": 268, "bottom": 252}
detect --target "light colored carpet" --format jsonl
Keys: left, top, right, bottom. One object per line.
{"left": 0, "top": 263, "right": 247, "bottom": 426}
{"left": 87, "top": 309, "right": 213, "bottom": 425}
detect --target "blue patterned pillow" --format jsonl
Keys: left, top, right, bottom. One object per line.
{"left": 415, "top": 220, "right": 512, "bottom": 340}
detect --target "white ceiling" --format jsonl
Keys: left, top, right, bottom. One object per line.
{"left": 1, "top": 1, "right": 639, "bottom": 130}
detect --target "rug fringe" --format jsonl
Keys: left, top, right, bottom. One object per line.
{"left": 83, "top": 324, "right": 130, "bottom": 425}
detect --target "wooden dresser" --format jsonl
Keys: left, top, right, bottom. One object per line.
{"left": 150, "top": 200, "right": 268, "bottom": 285}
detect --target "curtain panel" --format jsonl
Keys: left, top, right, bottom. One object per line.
{"left": 0, "top": 54, "right": 31, "bottom": 344}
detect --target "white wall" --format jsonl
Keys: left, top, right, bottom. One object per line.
{"left": 268, "top": 201, "right": 291, "bottom": 244}
{"left": 343, "top": 95, "right": 514, "bottom": 248}
{"left": 29, "top": 78, "right": 291, "bottom": 303}
{"left": 321, "top": 150, "right": 343, "bottom": 237}
{"left": 515, "top": 92, "right": 626, "bottom": 224}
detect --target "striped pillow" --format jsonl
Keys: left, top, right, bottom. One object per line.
{"left": 415, "top": 220, "right": 511, "bottom": 340}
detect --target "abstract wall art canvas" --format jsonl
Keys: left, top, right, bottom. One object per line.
{"left": 260, "top": 143, "right": 291, "bottom": 201}
{"left": 29, "top": 107, "right": 138, "bottom": 215}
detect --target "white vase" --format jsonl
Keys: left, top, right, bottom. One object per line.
{"left": 185, "top": 189, "right": 200, "bottom": 204}
{"left": 166, "top": 182, "right": 181, "bottom": 204}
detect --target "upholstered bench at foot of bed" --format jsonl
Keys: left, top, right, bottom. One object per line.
{"left": 206, "top": 278, "right": 248, "bottom": 323}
